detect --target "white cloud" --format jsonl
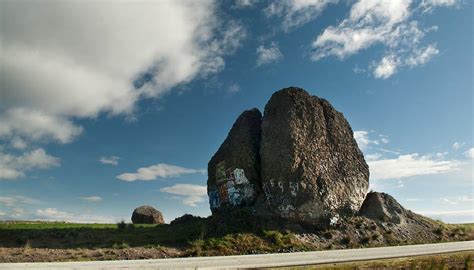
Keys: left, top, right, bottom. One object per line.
{"left": 265, "top": 0, "right": 338, "bottom": 31}
{"left": 256, "top": 42, "right": 284, "bottom": 66}
{"left": 9, "top": 208, "right": 27, "bottom": 218}
{"left": 312, "top": 0, "right": 449, "bottom": 79}
{"left": 368, "top": 153, "right": 462, "bottom": 180}
{"left": 420, "top": 0, "right": 458, "bottom": 13}
{"left": 35, "top": 208, "right": 116, "bottom": 223}
{"left": 354, "top": 130, "right": 389, "bottom": 151}
{"left": 464, "top": 148, "right": 474, "bottom": 159}
{"left": 160, "top": 184, "right": 207, "bottom": 207}
{"left": 80, "top": 196, "right": 103, "bottom": 203}
{"left": 227, "top": 83, "right": 241, "bottom": 94}
{"left": 396, "top": 180, "right": 405, "bottom": 188}
{"left": 354, "top": 131, "right": 374, "bottom": 150}
{"left": 0, "top": 108, "right": 83, "bottom": 144}
{"left": 0, "top": 1, "right": 245, "bottom": 148}
{"left": 415, "top": 209, "right": 474, "bottom": 223}
{"left": 0, "top": 148, "right": 60, "bottom": 180}
{"left": 366, "top": 153, "right": 382, "bottom": 161}
{"left": 452, "top": 142, "right": 465, "bottom": 150}
{"left": 405, "top": 44, "right": 439, "bottom": 67}
{"left": 99, "top": 156, "right": 120, "bottom": 166}
{"left": 0, "top": 195, "right": 40, "bottom": 207}
{"left": 373, "top": 55, "right": 399, "bottom": 79}
{"left": 235, "top": 0, "right": 259, "bottom": 9}
{"left": 440, "top": 195, "right": 473, "bottom": 205}
{"left": 117, "top": 163, "right": 206, "bottom": 182}
{"left": 11, "top": 137, "right": 27, "bottom": 150}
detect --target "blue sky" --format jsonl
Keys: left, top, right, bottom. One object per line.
{"left": 0, "top": 0, "right": 472, "bottom": 224}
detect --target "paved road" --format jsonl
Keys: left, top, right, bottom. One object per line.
{"left": 1, "top": 241, "right": 472, "bottom": 269}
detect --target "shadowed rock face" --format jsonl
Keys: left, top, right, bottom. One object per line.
{"left": 131, "top": 205, "right": 164, "bottom": 224}
{"left": 359, "top": 192, "right": 407, "bottom": 224}
{"left": 260, "top": 87, "right": 369, "bottom": 225}
{"left": 207, "top": 108, "right": 262, "bottom": 213}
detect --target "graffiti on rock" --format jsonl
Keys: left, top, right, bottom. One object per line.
{"left": 209, "top": 190, "right": 220, "bottom": 209}
{"left": 209, "top": 161, "right": 255, "bottom": 209}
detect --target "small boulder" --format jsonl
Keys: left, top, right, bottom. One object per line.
{"left": 359, "top": 192, "right": 407, "bottom": 224}
{"left": 207, "top": 108, "right": 263, "bottom": 213}
{"left": 131, "top": 205, "right": 164, "bottom": 224}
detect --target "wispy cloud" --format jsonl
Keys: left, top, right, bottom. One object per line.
{"left": 373, "top": 55, "right": 399, "bottom": 79}
{"left": 420, "top": 0, "right": 459, "bottom": 13}
{"left": 160, "top": 184, "right": 207, "bottom": 207}
{"left": 0, "top": 195, "right": 40, "bottom": 207}
{"left": 440, "top": 195, "right": 473, "bottom": 205}
{"left": 368, "top": 153, "right": 462, "bottom": 180}
{"left": 0, "top": 148, "right": 60, "bottom": 180}
{"left": 311, "top": 0, "right": 452, "bottom": 79}
{"left": 35, "top": 208, "right": 117, "bottom": 223}
{"left": 80, "top": 196, "right": 103, "bottom": 203}
{"left": 99, "top": 156, "right": 120, "bottom": 166}
{"left": 234, "top": 0, "right": 259, "bottom": 9}
{"left": 117, "top": 163, "right": 205, "bottom": 182}
{"left": 354, "top": 130, "right": 389, "bottom": 151}
{"left": 452, "top": 142, "right": 465, "bottom": 150}
{"left": 11, "top": 137, "right": 27, "bottom": 150}
{"left": 256, "top": 42, "right": 283, "bottom": 66}
{"left": 415, "top": 209, "right": 474, "bottom": 223}
{"left": 264, "top": 0, "right": 338, "bottom": 31}
{"left": 465, "top": 148, "right": 474, "bottom": 159}
{"left": 227, "top": 83, "right": 241, "bottom": 94}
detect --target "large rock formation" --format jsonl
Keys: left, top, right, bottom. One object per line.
{"left": 260, "top": 88, "right": 369, "bottom": 225}
{"left": 207, "top": 87, "right": 369, "bottom": 226}
{"left": 207, "top": 109, "right": 262, "bottom": 212}
{"left": 131, "top": 205, "right": 164, "bottom": 224}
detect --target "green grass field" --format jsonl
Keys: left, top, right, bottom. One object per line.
{"left": 0, "top": 221, "right": 155, "bottom": 230}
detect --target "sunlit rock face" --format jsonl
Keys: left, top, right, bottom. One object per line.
{"left": 260, "top": 87, "right": 369, "bottom": 225}
{"left": 207, "top": 87, "right": 369, "bottom": 226}
{"left": 207, "top": 108, "right": 263, "bottom": 213}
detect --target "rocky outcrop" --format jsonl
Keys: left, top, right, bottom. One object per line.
{"left": 207, "top": 87, "right": 369, "bottom": 226}
{"left": 359, "top": 192, "right": 408, "bottom": 224}
{"left": 131, "top": 205, "right": 164, "bottom": 224}
{"left": 207, "top": 109, "right": 262, "bottom": 212}
{"left": 260, "top": 88, "right": 369, "bottom": 225}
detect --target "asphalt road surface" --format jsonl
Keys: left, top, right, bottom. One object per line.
{"left": 1, "top": 241, "right": 472, "bottom": 269}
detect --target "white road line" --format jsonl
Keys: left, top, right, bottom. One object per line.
{"left": 1, "top": 241, "right": 473, "bottom": 269}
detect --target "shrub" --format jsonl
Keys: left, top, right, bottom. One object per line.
{"left": 117, "top": 220, "right": 127, "bottom": 230}
{"left": 112, "top": 242, "right": 130, "bottom": 249}
{"left": 340, "top": 236, "right": 351, "bottom": 246}
{"left": 360, "top": 236, "right": 370, "bottom": 245}
{"left": 434, "top": 227, "right": 444, "bottom": 236}
{"left": 323, "top": 231, "right": 332, "bottom": 239}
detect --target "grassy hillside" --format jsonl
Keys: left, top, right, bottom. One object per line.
{"left": 0, "top": 216, "right": 473, "bottom": 262}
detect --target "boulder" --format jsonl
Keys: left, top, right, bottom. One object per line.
{"left": 131, "top": 205, "right": 164, "bottom": 224}
{"left": 207, "top": 109, "right": 262, "bottom": 213}
{"left": 359, "top": 192, "right": 407, "bottom": 224}
{"left": 260, "top": 87, "right": 369, "bottom": 225}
